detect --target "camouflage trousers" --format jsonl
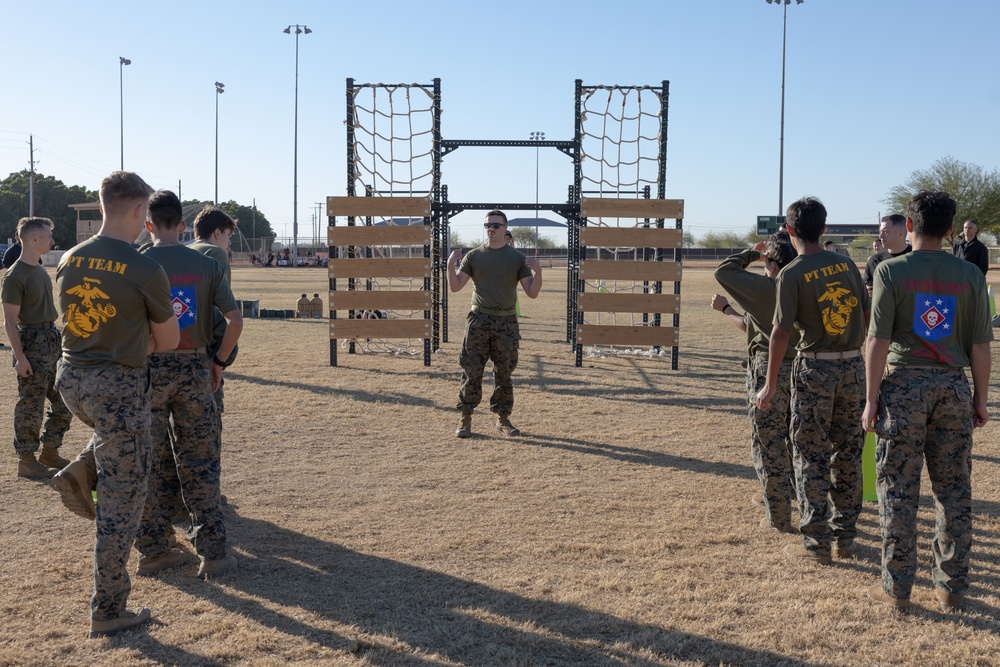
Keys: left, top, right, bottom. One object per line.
{"left": 789, "top": 355, "right": 864, "bottom": 555}
{"left": 135, "top": 353, "right": 225, "bottom": 560}
{"left": 56, "top": 361, "right": 151, "bottom": 623}
{"left": 747, "top": 354, "right": 795, "bottom": 529}
{"left": 875, "top": 367, "right": 973, "bottom": 599}
{"left": 457, "top": 312, "right": 520, "bottom": 417}
{"left": 11, "top": 325, "right": 72, "bottom": 456}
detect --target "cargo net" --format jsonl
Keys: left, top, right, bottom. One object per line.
{"left": 579, "top": 85, "right": 671, "bottom": 358}
{"left": 346, "top": 83, "right": 436, "bottom": 356}
{"left": 350, "top": 83, "right": 436, "bottom": 198}
{"left": 336, "top": 217, "right": 427, "bottom": 357}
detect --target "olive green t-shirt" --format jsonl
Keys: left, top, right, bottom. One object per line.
{"left": 869, "top": 250, "right": 993, "bottom": 368}
{"left": 141, "top": 244, "right": 237, "bottom": 350}
{"left": 459, "top": 244, "right": 531, "bottom": 311}
{"left": 714, "top": 249, "right": 798, "bottom": 360}
{"left": 189, "top": 241, "right": 231, "bottom": 286}
{"left": 57, "top": 235, "right": 174, "bottom": 368}
{"left": 773, "top": 250, "right": 870, "bottom": 353}
{"left": 1, "top": 261, "right": 58, "bottom": 324}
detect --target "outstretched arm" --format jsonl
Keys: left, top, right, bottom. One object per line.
{"left": 711, "top": 294, "right": 746, "bottom": 332}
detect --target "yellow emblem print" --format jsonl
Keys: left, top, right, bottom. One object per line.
{"left": 65, "top": 277, "right": 117, "bottom": 338}
{"left": 818, "top": 281, "right": 859, "bottom": 336}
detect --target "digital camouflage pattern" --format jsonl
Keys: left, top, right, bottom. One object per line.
{"left": 790, "top": 355, "right": 865, "bottom": 555}
{"left": 875, "top": 367, "right": 973, "bottom": 599}
{"left": 55, "top": 361, "right": 151, "bottom": 622}
{"left": 135, "top": 353, "right": 225, "bottom": 560}
{"left": 457, "top": 312, "right": 520, "bottom": 417}
{"left": 748, "top": 355, "right": 795, "bottom": 529}
{"left": 12, "top": 325, "right": 71, "bottom": 456}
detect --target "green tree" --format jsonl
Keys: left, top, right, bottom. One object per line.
{"left": 0, "top": 170, "right": 97, "bottom": 249}
{"left": 745, "top": 226, "right": 769, "bottom": 245}
{"left": 682, "top": 230, "right": 696, "bottom": 247}
{"left": 183, "top": 199, "right": 275, "bottom": 244}
{"left": 699, "top": 230, "right": 747, "bottom": 249}
{"left": 884, "top": 156, "right": 1000, "bottom": 244}
{"left": 508, "top": 227, "right": 563, "bottom": 250}
{"left": 449, "top": 229, "right": 466, "bottom": 249}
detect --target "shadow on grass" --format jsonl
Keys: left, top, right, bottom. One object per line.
{"left": 524, "top": 434, "right": 758, "bottom": 481}
{"left": 164, "top": 513, "right": 814, "bottom": 666}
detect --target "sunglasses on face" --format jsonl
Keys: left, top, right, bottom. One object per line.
{"left": 484, "top": 222, "right": 505, "bottom": 229}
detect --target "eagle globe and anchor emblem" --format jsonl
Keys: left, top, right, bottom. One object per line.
{"left": 65, "top": 277, "right": 117, "bottom": 338}
{"left": 819, "top": 281, "right": 860, "bottom": 336}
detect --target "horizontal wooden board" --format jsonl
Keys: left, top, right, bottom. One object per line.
{"left": 581, "top": 227, "right": 682, "bottom": 249}
{"left": 579, "top": 260, "right": 682, "bottom": 282}
{"left": 329, "top": 318, "right": 431, "bottom": 340}
{"left": 576, "top": 324, "right": 680, "bottom": 347}
{"left": 328, "top": 225, "right": 431, "bottom": 247}
{"left": 329, "top": 290, "right": 432, "bottom": 311}
{"left": 578, "top": 292, "right": 681, "bottom": 313}
{"left": 580, "top": 197, "right": 684, "bottom": 220}
{"left": 329, "top": 258, "right": 431, "bottom": 279}
{"left": 325, "top": 196, "right": 432, "bottom": 217}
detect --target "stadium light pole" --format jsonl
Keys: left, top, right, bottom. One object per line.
{"left": 284, "top": 24, "right": 312, "bottom": 264}
{"left": 119, "top": 57, "right": 131, "bottom": 170}
{"left": 766, "top": 0, "right": 803, "bottom": 220}
{"left": 214, "top": 82, "right": 225, "bottom": 204}
{"left": 529, "top": 130, "right": 545, "bottom": 252}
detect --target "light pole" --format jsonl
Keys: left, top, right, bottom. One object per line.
{"left": 119, "top": 57, "right": 131, "bottom": 170}
{"left": 215, "top": 82, "right": 225, "bottom": 204}
{"left": 766, "top": 0, "right": 803, "bottom": 219}
{"left": 284, "top": 24, "right": 312, "bottom": 265}
{"left": 529, "top": 130, "right": 545, "bottom": 252}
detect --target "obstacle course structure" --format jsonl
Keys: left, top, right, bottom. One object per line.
{"left": 327, "top": 79, "right": 682, "bottom": 370}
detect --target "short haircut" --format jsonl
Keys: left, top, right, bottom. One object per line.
{"left": 823, "top": 240, "right": 835, "bottom": 248}
{"left": 99, "top": 171, "right": 153, "bottom": 217}
{"left": 881, "top": 214, "right": 906, "bottom": 227}
{"left": 964, "top": 219, "right": 978, "bottom": 230}
{"left": 16, "top": 216, "right": 54, "bottom": 240}
{"left": 147, "top": 190, "right": 184, "bottom": 230}
{"left": 766, "top": 230, "right": 797, "bottom": 270}
{"left": 504, "top": 230, "right": 513, "bottom": 237}
{"left": 785, "top": 197, "right": 827, "bottom": 243}
{"left": 485, "top": 209, "right": 507, "bottom": 224}
{"left": 193, "top": 205, "right": 237, "bottom": 240}
{"left": 907, "top": 190, "right": 957, "bottom": 239}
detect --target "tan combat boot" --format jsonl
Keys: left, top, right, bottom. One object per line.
{"left": 89, "top": 607, "right": 152, "bottom": 638}
{"left": 198, "top": 553, "right": 237, "bottom": 579}
{"left": 38, "top": 445, "right": 71, "bottom": 469}
{"left": 52, "top": 458, "right": 97, "bottom": 520}
{"left": 456, "top": 413, "right": 473, "bottom": 439}
{"left": 17, "top": 454, "right": 57, "bottom": 480}
{"left": 496, "top": 416, "right": 521, "bottom": 437}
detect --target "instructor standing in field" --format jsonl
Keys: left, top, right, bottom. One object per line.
{"left": 448, "top": 210, "right": 542, "bottom": 438}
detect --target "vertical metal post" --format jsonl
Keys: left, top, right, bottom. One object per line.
{"left": 432, "top": 78, "right": 444, "bottom": 351}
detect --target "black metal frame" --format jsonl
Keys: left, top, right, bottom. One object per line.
{"left": 335, "top": 77, "right": 677, "bottom": 369}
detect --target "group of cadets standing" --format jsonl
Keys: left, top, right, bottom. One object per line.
{"left": 1, "top": 171, "right": 243, "bottom": 638}
{"left": 716, "top": 192, "right": 991, "bottom": 612}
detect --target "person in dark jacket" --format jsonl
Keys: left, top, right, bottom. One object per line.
{"left": 952, "top": 219, "right": 989, "bottom": 275}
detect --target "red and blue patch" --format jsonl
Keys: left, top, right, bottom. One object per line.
{"left": 170, "top": 287, "right": 197, "bottom": 329}
{"left": 914, "top": 293, "right": 955, "bottom": 342}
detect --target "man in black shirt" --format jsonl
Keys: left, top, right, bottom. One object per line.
{"left": 952, "top": 219, "right": 989, "bottom": 275}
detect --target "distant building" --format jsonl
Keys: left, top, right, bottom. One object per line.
{"left": 824, "top": 223, "right": 878, "bottom": 240}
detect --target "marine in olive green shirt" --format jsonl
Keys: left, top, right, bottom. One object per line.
{"left": 57, "top": 235, "right": 174, "bottom": 368}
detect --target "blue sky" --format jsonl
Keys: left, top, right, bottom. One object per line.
{"left": 2, "top": 1, "right": 998, "bottom": 246}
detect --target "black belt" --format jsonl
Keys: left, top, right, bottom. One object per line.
{"left": 17, "top": 322, "right": 57, "bottom": 331}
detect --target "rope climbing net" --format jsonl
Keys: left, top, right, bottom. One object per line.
{"left": 343, "top": 83, "right": 439, "bottom": 356}
{"left": 579, "top": 85, "right": 671, "bottom": 358}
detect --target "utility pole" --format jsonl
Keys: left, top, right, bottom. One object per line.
{"left": 28, "top": 135, "right": 35, "bottom": 217}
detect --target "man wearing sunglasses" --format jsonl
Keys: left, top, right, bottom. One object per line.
{"left": 447, "top": 210, "right": 542, "bottom": 438}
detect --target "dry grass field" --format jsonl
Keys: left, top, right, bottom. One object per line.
{"left": 3, "top": 263, "right": 1000, "bottom": 666}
